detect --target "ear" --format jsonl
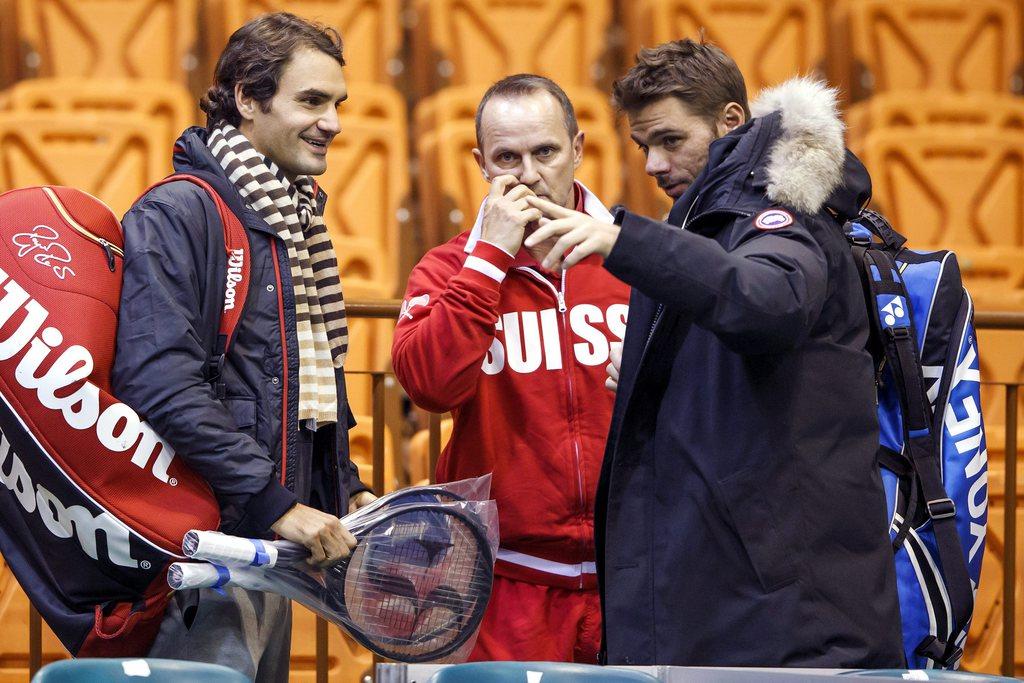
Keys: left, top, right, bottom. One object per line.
{"left": 572, "top": 131, "right": 584, "bottom": 171}
{"left": 473, "top": 147, "right": 490, "bottom": 181}
{"left": 715, "top": 101, "right": 746, "bottom": 137}
{"left": 235, "top": 83, "right": 257, "bottom": 123}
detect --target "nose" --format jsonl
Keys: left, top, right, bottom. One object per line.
{"left": 319, "top": 108, "right": 341, "bottom": 137}
{"left": 645, "top": 148, "right": 670, "bottom": 178}
{"left": 518, "top": 155, "right": 540, "bottom": 186}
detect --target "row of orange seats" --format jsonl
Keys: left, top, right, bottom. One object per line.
{"left": 1, "top": 0, "right": 1021, "bottom": 99}
{"left": 0, "top": 0, "right": 402, "bottom": 86}
{"left": 0, "top": 76, "right": 405, "bottom": 297}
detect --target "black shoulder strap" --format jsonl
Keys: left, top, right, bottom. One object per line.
{"left": 857, "top": 245, "right": 973, "bottom": 668}
{"left": 858, "top": 208, "right": 908, "bottom": 250}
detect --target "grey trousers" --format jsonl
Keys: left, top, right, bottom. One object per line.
{"left": 148, "top": 586, "right": 292, "bottom": 683}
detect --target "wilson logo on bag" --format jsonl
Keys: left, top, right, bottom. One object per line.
{"left": 0, "top": 176, "right": 249, "bottom": 656}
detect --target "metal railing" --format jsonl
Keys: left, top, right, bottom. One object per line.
{"left": 23, "top": 306, "right": 1024, "bottom": 681}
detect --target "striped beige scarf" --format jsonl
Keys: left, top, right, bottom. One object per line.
{"left": 208, "top": 124, "right": 348, "bottom": 427}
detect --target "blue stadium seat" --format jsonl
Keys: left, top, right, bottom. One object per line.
{"left": 32, "top": 658, "right": 251, "bottom": 682}
{"left": 426, "top": 661, "right": 659, "bottom": 683}
{"left": 840, "top": 671, "right": 1013, "bottom": 680}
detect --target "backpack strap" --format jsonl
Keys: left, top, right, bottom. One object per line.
{"left": 876, "top": 444, "right": 918, "bottom": 552}
{"left": 141, "top": 174, "right": 252, "bottom": 399}
{"left": 857, "top": 244, "right": 974, "bottom": 668}
{"left": 858, "top": 208, "right": 908, "bottom": 250}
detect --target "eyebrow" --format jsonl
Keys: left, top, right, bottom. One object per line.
{"left": 631, "top": 127, "right": 681, "bottom": 145}
{"left": 296, "top": 88, "right": 347, "bottom": 102}
{"left": 490, "top": 139, "right": 562, "bottom": 156}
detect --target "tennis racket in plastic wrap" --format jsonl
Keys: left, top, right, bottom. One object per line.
{"left": 178, "top": 480, "right": 486, "bottom": 570}
{"left": 170, "top": 500, "right": 497, "bottom": 662}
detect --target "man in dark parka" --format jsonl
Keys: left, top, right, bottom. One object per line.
{"left": 524, "top": 39, "right": 904, "bottom": 667}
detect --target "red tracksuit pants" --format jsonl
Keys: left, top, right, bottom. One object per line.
{"left": 468, "top": 575, "right": 602, "bottom": 663}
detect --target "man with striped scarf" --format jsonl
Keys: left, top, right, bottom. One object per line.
{"left": 112, "top": 13, "right": 374, "bottom": 681}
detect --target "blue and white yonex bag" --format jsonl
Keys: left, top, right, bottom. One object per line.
{"left": 847, "top": 210, "right": 988, "bottom": 669}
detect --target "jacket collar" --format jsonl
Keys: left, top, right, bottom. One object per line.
{"left": 171, "top": 126, "right": 330, "bottom": 234}
{"left": 463, "top": 180, "right": 613, "bottom": 254}
{"left": 670, "top": 77, "right": 853, "bottom": 225}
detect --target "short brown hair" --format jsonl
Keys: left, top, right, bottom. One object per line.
{"left": 475, "top": 74, "right": 579, "bottom": 150}
{"left": 612, "top": 38, "right": 750, "bottom": 122}
{"left": 201, "top": 12, "right": 345, "bottom": 129}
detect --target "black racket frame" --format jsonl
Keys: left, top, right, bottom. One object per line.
{"left": 330, "top": 501, "right": 494, "bottom": 662}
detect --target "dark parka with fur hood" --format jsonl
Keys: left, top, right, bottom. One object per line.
{"left": 596, "top": 79, "right": 904, "bottom": 667}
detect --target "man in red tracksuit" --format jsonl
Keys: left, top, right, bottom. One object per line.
{"left": 392, "top": 74, "right": 629, "bottom": 663}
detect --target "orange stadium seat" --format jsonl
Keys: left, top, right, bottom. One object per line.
{"left": 847, "top": 92, "right": 1024, "bottom": 150}
{"left": 0, "top": 1, "right": 17, "bottom": 90}
{"left": 858, "top": 127, "right": 1024, "bottom": 311}
{"left": 0, "top": 559, "right": 70, "bottom": 680}
{"left": 414, "top": 85, "right": 622, "bottom": 249}
{"left": 841, "top": 0, "right": 1024, "bottom": 100}
{"left": 4, "top": 78, "right": 198, "bottom": 151}
{"left": 348, "top": 413, "right": 398, "bottom": 493}
{"left": 321, "top": 82, "right": 405, "bottom": 427}
{"left": 204, "top": 0, "right": 402, "bottom": 85}
{"left": 330, "top": 76, "right": 402, "bottom": 420}
{"left": 0, "top": 112, "right": 171, "bottom": 217}
{"left": 341, "top": 316, "right": 394, "bottom": 418}
{"left": 625, "top": 0, "right": 829, "bottom": 95}
{"left": 322, "top": 83, "right": 409, "bottom": 299}
{"left": 408, "top": 0, "right": 612, "bottom": 97}
{"left": 14, "top": 0, "right": 200, "bottom": 84}
{"left": 341, "top": 80, "right": 407, "bottom": 124}
{"left": 962, "top": 472, "right": 1024, "bottom": 674}
{"left": 408, "top": 417, "right": 453, "bottom": 485}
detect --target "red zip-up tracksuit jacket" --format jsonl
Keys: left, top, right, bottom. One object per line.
{"left": 392, "top": 182, "right": 629, "bottom": 589}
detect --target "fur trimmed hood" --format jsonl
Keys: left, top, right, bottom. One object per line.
{"left": 749, "top": 77, "right": 846, "bottom": 215}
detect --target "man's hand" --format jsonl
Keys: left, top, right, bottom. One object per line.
{"left": 349, "top": 490, "right": 377, "bottom": 515}
{"left": 524, "top": 195, "right": 621, "bottom": 270}
{"left": 480, "top": 175, "right": 542, "bottom": 255}
{"left": 606, "top": 342, "right": 622, "bottom": 392}
{"left": 270, "top": 503, "right": 357, "bottom": 568}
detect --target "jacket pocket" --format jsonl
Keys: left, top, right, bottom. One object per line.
{"left": 223, "top": 396, "right": 257, "bottom": 435}
{"left": 716, "top": 466, "right": 797, "bottom": 592}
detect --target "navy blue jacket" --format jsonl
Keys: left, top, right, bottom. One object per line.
{"left": 595, "top": 81, "right": 904, "bottom": 667}
{"left": 112, "top": 127, "right": 366, "bottom": 538}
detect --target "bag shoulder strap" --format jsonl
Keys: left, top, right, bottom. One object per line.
{"left": 141, "top": 173, "right": 252, "bottom": 398}
{"left": 857, "top": 243, "right": 974, "bottom": 668}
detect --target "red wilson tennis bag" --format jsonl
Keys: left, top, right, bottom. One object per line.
{"left": 0, "top": 176, "right": 249, "bottom": 656}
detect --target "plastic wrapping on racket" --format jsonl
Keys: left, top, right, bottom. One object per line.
{"left": 182, "top": 530, "right": 284, "bottom": 567}
{"left": 341, "top": 475, "right": 492, "bottom": 530}
{"left": 171, "top": 499, "right": 498, "bottom": 663}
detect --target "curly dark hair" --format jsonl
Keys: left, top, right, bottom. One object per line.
{"left": 201, "top": 12, "right": 345, "bottom": 129}
{"left": 612, "top": 37, "right": 749, "bottom": 122}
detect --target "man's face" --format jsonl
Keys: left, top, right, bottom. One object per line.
{"left": 238, "top": 47, "right": 347, "bottom": 179}
{"left": 628, "top": 96, "right": 720, "bottom": 201}
{"left": 473, "top": 91, "right": 583, "bottom": 210}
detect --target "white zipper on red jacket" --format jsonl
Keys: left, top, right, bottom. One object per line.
{"left": 515, "top": 265, "right": 588, "bottom": 588}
